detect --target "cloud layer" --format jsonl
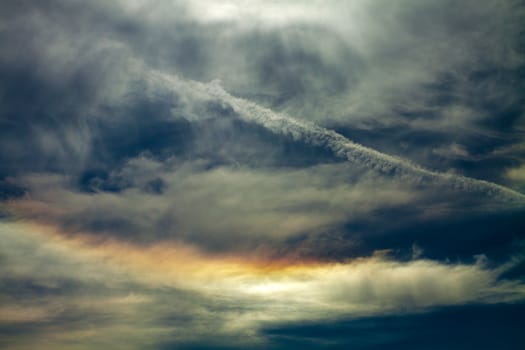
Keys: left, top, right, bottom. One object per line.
{"left": 1, "top": 222, "right": 524, "bottom": 349}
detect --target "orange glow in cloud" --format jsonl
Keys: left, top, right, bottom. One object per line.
{"left": 19, "top": 221, "right": 328, "bottom": 285}
{"left": 7, "top": 220, "right": 523, "bottom": 320}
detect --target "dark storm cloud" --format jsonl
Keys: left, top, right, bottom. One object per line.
{"left": 0, "top": 0, "right": 134, "bottom": 175}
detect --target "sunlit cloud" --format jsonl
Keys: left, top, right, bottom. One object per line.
{"left": 1, "top": 220, "right": 524, "bottom": 350}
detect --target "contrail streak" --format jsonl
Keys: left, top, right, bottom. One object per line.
{"left": 154, "top": 73, "right": 525, "bottom": 203}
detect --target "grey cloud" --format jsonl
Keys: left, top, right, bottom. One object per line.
{"left": 3, "top": 56, "right": 523, "bottom": 256}
{"left": 190, "top": 76, "right": 525, "bottom": 203}
{"left": 1, "top": 0, "right": 523, "bottom": 180}
{"left": 9, "top": 159, "right": 417, "bottom": 252}
{"left": 432, "top": 143, "right": 471, "bottom": 160}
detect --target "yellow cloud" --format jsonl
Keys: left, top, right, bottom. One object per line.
{"left": 506, "top": 164, "right": 525, "bottom": 183}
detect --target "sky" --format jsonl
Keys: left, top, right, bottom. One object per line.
{"left": 1, "top": 0, "right": 525, "bottom": 349}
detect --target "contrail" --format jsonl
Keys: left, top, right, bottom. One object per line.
{"left": 154, "top": 72, "right": 525, "bottom": 203}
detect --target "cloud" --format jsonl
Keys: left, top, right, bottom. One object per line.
{"left": 181, "top": 74, "right": 525, "bottom": 203}
{"left": 7, "top": 159, "right": 416, "bottom": 251}
{"left": 432, "top": 143, "right": 471, "bottom": 159}
{"left": 1, "top": 221, "right": 524, "bottom": 349}
{"left": 1, "top": 0, "right": 523, "bottom": 180}
{"left": 506, "top": 164, "right": 525, "bottom": 183}
{"left": 506, "top": 164, "right": 525, "bottom": 193}
{"left": 0, "top": 221, "right": 220, "bottom": 349}
{"left": 4, "top": 63, "right": 524, "bottom": 255}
